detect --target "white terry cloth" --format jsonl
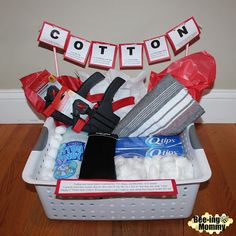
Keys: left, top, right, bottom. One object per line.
{"left": 76, "top": 69, "right": 147, "bottom": 119}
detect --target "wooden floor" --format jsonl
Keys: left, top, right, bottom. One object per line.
{"left": 0, "top": 123, "right": 235, "bottom": 236}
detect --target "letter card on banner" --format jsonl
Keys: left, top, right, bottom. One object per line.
{"left": 38, "top": 21, "right": 70, "bottom": 50}
{"left": 144, "top": 35, "right": 171, "bottom": 64}
{"left": 89, "top": 41, "right": 117, "bottom": 69}
{"left": 119, "top": 43, "right": 143, "bottom": 69}
{"left": 64, "top": 35, "right": 91, "bottom": 66}
{"left": 166, "top": 17, "right": 200, "bottom": 53}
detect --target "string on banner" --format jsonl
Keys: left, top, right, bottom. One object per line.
{"left": 53, "top": 47, "right": 60, "bottom": 77}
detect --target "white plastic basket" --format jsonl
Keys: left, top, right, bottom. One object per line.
{"left": 22, "top": 117, "right": 211, "bottom": 220}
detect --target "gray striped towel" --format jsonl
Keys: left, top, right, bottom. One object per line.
{"left": 113, "top": 74, "right": 205, "bottom": 137}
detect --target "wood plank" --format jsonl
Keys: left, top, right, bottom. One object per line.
{"left": 0, "top": 124, "right": 43, "bottom": 236}
{"left": 183, "top": 124, "right": 236, "bottom": 236}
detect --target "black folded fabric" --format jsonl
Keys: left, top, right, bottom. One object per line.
{"left": 79, "top": 133, "right": 117, "bottom": 179}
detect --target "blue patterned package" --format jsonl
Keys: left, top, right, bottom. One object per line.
{"left": 53, "top": 128, "right": 88, "bottom": 179}
{"left": 116, "top": 135, "right": 182, "bottom": 149}
{"left": 53, "top": 161, "right": 78, "bottom": 179}
{"left": 115, "top": 145, "right": 184, "bottom": 157}
{"left": 54, "top": 141, "right": 85, "bottom": 179}
{"left": 115, "top": 135, "right": 184, "bottom": 157}
{"left": 56, "top": 141, "right": 84, "bottom": 164}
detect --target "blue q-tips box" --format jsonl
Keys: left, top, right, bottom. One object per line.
{"left": 115, "top": 135, "right": 184, "bottom": 157}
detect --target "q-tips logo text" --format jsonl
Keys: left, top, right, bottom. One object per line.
{"left": 146, "top": 148, "right": 178, "bottom": 157}
{"left": 145, "top": 136, "right": 180, "bottom": 147}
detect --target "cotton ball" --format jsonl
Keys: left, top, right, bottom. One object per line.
{"left": 125, "top": 158, "right": 142, "bottom": 180}
{"left": 175, "top": 157, "right": 187, "bottom": 180}
{"left": 55, "top": 126, "right": 67, "bottom": 135}
{"left": 47, "top": 148, "right": 58, "bottom": 159}
{"left": 152, "top": 156, "right": 161, "bottom": 172}
{"left": 147, "top": 165, "right": 159, "bottom": 179}
{"left": 152, "top": 155, "right": 161, "bottom": 165}
{"left": 175, "top": 157, "right": 190, "bottom": 168}
{"left": 174, "top": 157, "right": 194, "bottom": 180}
{"left": 132, "top": 157, "right": 147, "bottom": 179}
{"left": 49, "top": 138, "right": 61, "bottom": 149}
{"left": 160, "top": 154, "right": 175, "bottom": 164}
{"left": 116, "top": 163, "right": 131, "bottom": 180}
{"left": 159, "top": 156, "right": 178, "bottom": 179}
{"left": 43, "top": 156, "right": 55, "bottom": 169}
{"left": 143, "top": 156, "right": 160, "bottom": 179}
{"left": 139, "top": 168, "right": 147, "bottom": 179}
{"left": 177, "top": 158, "right": 194, "bottom": 180}
{"left": 115, "top": 156, "right": 148, "bottom": 180}
{"left": 116, "top": 157, "right": 145, "bottom": 180}
{"left": 115, "top": 166, "right": 122, "bottom": 179}
{"left": 115, "top": 157, "right": 133, "bottom": 180}
{"left": 54, "top": 134, "right": 63, "bottom": 142}
{"left": 126, "top": 157, "right": 135, "bottom": 166}
{"left": 45, "top": 169, "right": 54, "bottom": 178}
{"left": 115, "top": 156, "right": 126, "bottom": 167}
{"left": 115, "top": 157, "right": 125, "bottom": 173}
{"left": 40, "top": 168, "right": 54, "bottom": 180}
{"left": 133, "top": 156, "right": 144, "bottom": 164}
{"left": 132, "top": 157, "right": 144, "bottom": 170}
{"left": 143, "top": 157, "right": 153, "bottom": 173}
{"left": 129, "top": 168, "right": 143, "bottom": 180}
{"left": 159, "top": 163, "right": 178, "bottom": 179}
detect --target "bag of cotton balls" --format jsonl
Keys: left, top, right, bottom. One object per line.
{"left": 115, "top": 154, "right": 194, "bottom": 181}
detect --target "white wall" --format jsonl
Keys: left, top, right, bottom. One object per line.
{"left": 0, "top": 0, "right": 236, "bottom": 89}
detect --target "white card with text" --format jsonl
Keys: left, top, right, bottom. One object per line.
{"left": 144, "top": 35, "right": 171, "bottom": 64}
{"left": 119, "top": 43, "right": 143, "bottom": 69}
{"left": 38, "top": 21, "right": 70, "bottom": 50}
{"left": 166, "top": 17, "right": 200, "bottom": 53}
{"left": 64, "top": 36, "right": 91, "bottom": 65}
{"left": 89, "top": 42, "right": 117, "bottom": 69}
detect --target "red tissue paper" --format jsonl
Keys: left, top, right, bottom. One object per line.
{"left": 148, "top": 51, "right": 216, "bottom": 101}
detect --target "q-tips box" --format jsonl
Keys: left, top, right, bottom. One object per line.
{"left": 115, "top": 135, "right": 184, "bottom": 157}
{"left": 22, "top": 118, "right": 211, "bottom": 220}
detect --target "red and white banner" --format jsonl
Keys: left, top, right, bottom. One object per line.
{"left": 38, "top": 17, "right": 201, "bottom": 69}
{"left": 88, "top": 41, "right": 117, "bottom": 69}
{"left": 119, "top": 43, "right": 143, "bottom": 69}
{"left": 166, "top": 16, "right": 201, "bottom": 53}
{"left": 38, "top": 21, "right": 70, "bottom": 50}
{"left": 64, "top": 35, "right": 91, "bottom": 66}
{"left": 144, "top": 35, "right": 171, "bottom": 64}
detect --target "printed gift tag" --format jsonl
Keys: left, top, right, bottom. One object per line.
{"left": 55, "top": 179, "right": 177, "bottom": 197}
{"left": 64, "top": 35, "right": 91, "bottom": 66}
{"left": 119, "top": 43, "right": 143, "bottom": 69}
{"left": 38, "top": 21, "right": 70, "bottom": 50}
{"left": 144, "top": 35, "right": 171, "bottom": 64}
{"left": 166, "top": 17, "right": 200, "bottom": 53}
{"left": 89, "top": 41, "right": 117, "bottom": 69}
